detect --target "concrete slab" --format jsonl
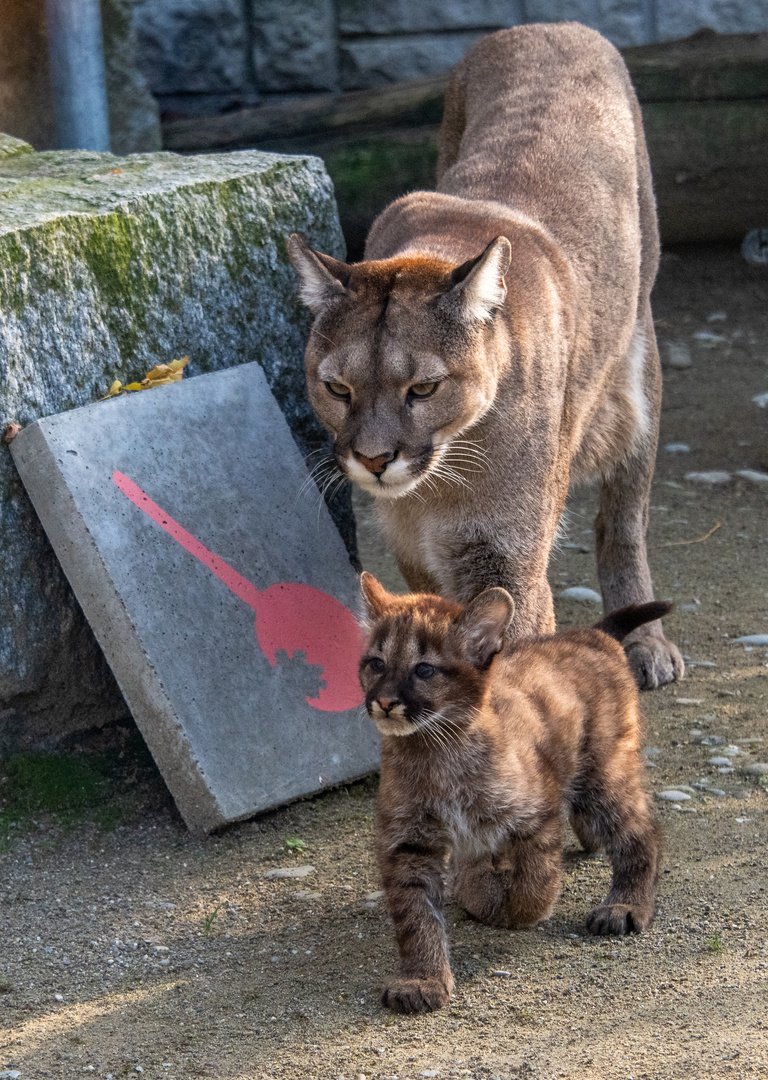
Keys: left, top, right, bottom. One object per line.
{"left": 10, "top": 362, "right": 377, "bottom": 833}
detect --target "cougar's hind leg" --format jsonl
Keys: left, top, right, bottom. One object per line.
{"left": 594, "top": 302, "right": 684, "bottom": 690}
{"left": 450, "top": 817, "right": 563, "bottom": 930}
{"left": 571, "top": 774, "right": 661, "bottom": 936}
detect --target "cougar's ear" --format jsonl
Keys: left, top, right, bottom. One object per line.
{"left": 287, "top": 233, "right": 352, "bottom": 314}
{"left": 441, "top": 236, "right": 511, "bottom": 324}
{"left": 452, "top": 587, "right": 515, "bottom": 668}
{"left": 360, "top": 572, "right": 393, "bottom": 620}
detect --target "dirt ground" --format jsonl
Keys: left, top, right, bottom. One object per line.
{"left": 1, "top": 243, "right": 767, "bottom": 1080}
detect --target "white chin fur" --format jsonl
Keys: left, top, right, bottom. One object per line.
{"left": 345, "top": 455, "right": 423, "bottom": 499}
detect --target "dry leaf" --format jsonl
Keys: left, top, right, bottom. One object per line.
{"left": 99, "top": 357, "right": 189, "bottom": 401}
{"left": 2, "top": 422, "right": 21, "bottom": 443}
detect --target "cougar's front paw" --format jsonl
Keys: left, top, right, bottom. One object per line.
{"left": 625, "top": 635, "right": 684, "bottom": 691}
{"left": 381, "top": 973, "right": 454, "bottom": 1014}
{"left": 586, "top": 903, "right": 653, "bottom": 936}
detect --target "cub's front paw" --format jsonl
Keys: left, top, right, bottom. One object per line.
{"left": 381, "top": 974, "right": 454, "bottom": 1014}
{"left": 625, "top": 635, "right": 684, "bottom": 691}
{"left": 586, "top": 903, "right": 653, "bottom": 936}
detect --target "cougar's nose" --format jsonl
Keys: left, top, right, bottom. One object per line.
{"left": 353, "top": 450, "right": 397, "bottom": 475}
{"left": 377, "top": 696, "right": 400, "bottom": 714}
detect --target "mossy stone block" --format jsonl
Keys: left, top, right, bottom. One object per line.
{"left": 0, "top": 144, "right": 348, "bottom": 754}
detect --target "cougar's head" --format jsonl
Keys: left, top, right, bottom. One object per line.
{"left": 288, "top": 234, "right": 512, "bottom": 499}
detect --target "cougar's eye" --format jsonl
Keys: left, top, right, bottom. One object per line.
{"left": 408, "top": 381, "right": 439, "bottom": 400}
{"left": 325, "top": 381, "right": 351, "bottom": 400}
{"left": 414, "top": 662, "right": 435, "bottom": 679}
{"left": 367, "top": 657, "right": 385, "bottom": 674}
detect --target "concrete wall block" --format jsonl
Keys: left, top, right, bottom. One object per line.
{"left": 0, "top": 145, "right": 346, "bottom": 755}
{"left": 657, "top": 0, "right": 768, "bottom": 41}
{"left": 131, "top": 0, "right": 246, "bottom": 94}
{"left": 251, "top": 0, "right": 339, "bottom": 93}
{"left": 337, "top": 0, "right": 522, "bottom": 36}
{"left": 524, "top": 0, "right": 650, "bottom": 47}
{"left": 102, "top": 0, "right": 161, "bottom": 153}
{"left": 339, "top": 32, "right": 487, "bottom": 90}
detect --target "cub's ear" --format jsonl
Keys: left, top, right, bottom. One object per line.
{"left": 452, "top": 587, "right": 515, "bottom": 668}
{"left": 441, "top": 236, "right": 511, "bottom": 324}
{"left": 360, "top": 572, "right": 393, "bottom": 619}
{"left": 287, "top": 233, "right": 352, "bottom": 314}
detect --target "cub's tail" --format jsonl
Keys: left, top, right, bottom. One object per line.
{"left": 594, "top": 601, "right": 673, "bottom": 643}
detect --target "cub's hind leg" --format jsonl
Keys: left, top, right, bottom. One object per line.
{"left": 450, "top": 817, "right": 563, "bottom": 929}
{"left": 570, "top": 773, "right": 661, "bottom": 936}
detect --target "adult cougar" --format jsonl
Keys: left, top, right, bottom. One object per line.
{"left": 288, "top": 22, "right": 683, "bottom": 689}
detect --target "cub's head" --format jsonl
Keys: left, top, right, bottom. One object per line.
{"left": 358, "top": 573, "right": 514, "bottom": 737}
{"left": 288, "top": 234, "right": 512, "bottom": 499}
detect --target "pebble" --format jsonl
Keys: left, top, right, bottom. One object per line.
{"left": 665, "top": 443, "right": 690, "bottom": 453}
{"left": 365, "top": 891, "right": 384, "bottom": 901}
{"left": 641, "top": 747, "right": 661, "bottom": 758}
{"left": 744, "top": 763, "right": 768, "bottom": 775}
{"left": 709, "top": 757, "right": 733, "bottom": 767}
{"left": 664, "top": 341, "right": 692, "bottom": 368}
{"left": 684, "top": 471, "right": 731, "bottom": 484}
{"left": 0, "top": 1073, "right": 21, "bottom": 1079}
{"left": 731, "top": 635, "right": 768, "bottom": 646}
{"left": 674, "top": 698, "right": 703, "bottom": 706}
{"left": 293, "top": 890, "right": 321, "bottom": 900}
{"left": 265, "top": 865, "right": 316, "bottom": 879}
{"left": 753, "top": 391, "right": 768, "bottom": 409}
{"left": 692, "top": 330, "right": 728, "bottom": 346}
{"left": 658, "top": 790, "right": 691, "bottom": 802}
{"left": 559, "top": 586, "right": 602, "bottom": 603}
{"left": 420, "top": 1073, "right": 440, "bottom": 1078}
{"left": 718, "top": 767, "right": 734, "bottom": 774}
{"left": 686, "top": 660, "right": 716, "bottom": 668}
{"left": 710, "top": 789, "right": 726, "bottom": 797}
{"left": 694, "top": 734, "right": 724, "bottom": 746}
{"left": 707, "top": 311, "right": 727, "bottom": 322}
{"left": 735, "top": 469, "right": 768, "bottom": 485}
{"left": 742, "top": 227, "right": 768, "bottom": 265}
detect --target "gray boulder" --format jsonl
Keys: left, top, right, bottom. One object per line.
{"left": 0, "top": 142, "right": 348, "bottom": 756}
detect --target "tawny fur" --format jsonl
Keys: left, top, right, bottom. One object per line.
{"left": 288, "top": 23, "right": 684, "bottom": 691}
{"left": 360, "top": 574, "right": 663, "bottom": 1015}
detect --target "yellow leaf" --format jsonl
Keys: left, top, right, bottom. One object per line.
{"left": 143, "top": 364, "right": 171, "bottom": 382}
{"left": 168, "top": 356, "right": 189, "bottom": 374}
{"left": 125, "top": 382, "right": 143, "bottom": 391}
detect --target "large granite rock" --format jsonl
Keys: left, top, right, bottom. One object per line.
{"left": 0, "top": 143, "right": 348, "bottom": 756}
{"left": 250, "top": 0, "right": 339, "bottom": 92}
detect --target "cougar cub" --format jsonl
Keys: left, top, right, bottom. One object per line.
{"left": 359, "top": 573, "right": 664, "bottom": 1014}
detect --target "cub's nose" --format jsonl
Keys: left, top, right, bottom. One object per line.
{"left": 353, "top": 450, "right": 397, "bottom": 475}
{"left": 377, "top": 696, "right": 400, "bottom": 714}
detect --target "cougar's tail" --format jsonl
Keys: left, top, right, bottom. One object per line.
{"left": 594, "top": 601, "right": 673, "bottom": 643}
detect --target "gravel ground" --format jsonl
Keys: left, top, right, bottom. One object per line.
{"left": 1, "top": 243, "right": 767, "bottom": 1080}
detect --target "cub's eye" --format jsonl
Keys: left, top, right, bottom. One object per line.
{"left": 367, "top": 657, "right": 385, "bottom": 674}
{"left": 414, "top": 662, "right": 435, "bottom": 679}
{"left": 408, "top": 381, "right": 439, "bottom": 400}
{"left": 325, "top": 381, "right": 351, "bottom": 400}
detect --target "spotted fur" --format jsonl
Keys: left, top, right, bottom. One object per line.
{"left": 360, "top": 574, "right": 663, "bottom": 1014}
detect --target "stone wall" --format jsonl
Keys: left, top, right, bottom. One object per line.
{"left": 0, "top": 139, "right": 347, "bottom": 757}
{"left": 128, "top": 0, "right": 768, "bottom": 113}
